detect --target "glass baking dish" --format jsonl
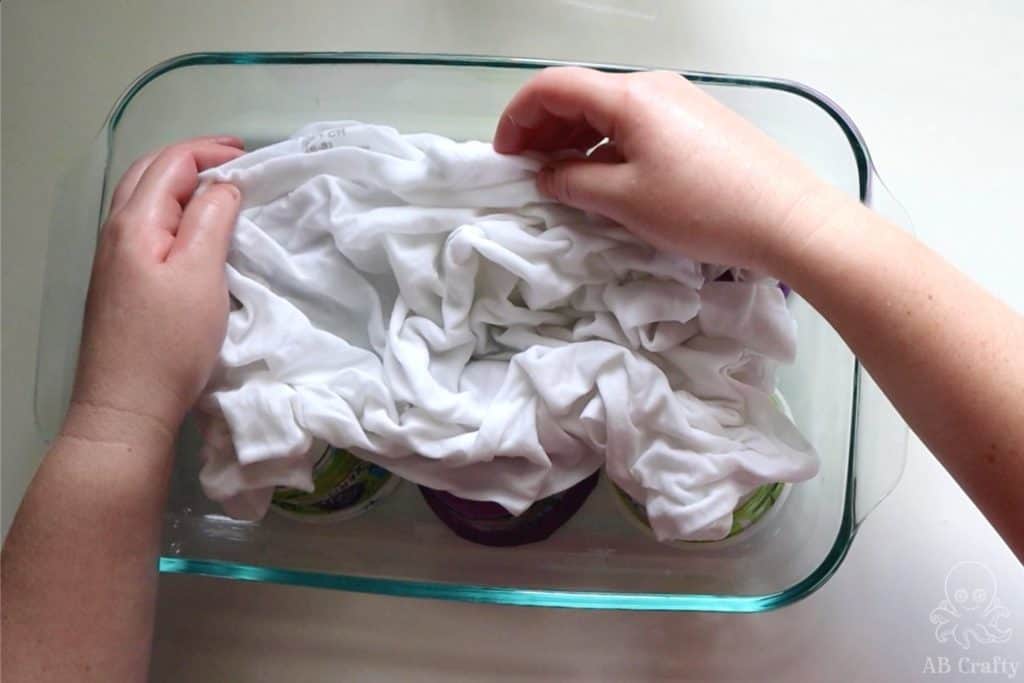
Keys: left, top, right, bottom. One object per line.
{"left": 34, "top": 52, "right": 909, "bottom": 612}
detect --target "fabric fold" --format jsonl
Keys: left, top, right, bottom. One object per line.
{"left": 197, "top": 121, "right": 818, "bottom": 541}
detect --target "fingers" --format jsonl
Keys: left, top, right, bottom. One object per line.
{"left": 518, "top": 117, "right": 604, "bottom": 155}
{"left": 494, "top": 67, "right": 625, "bottom": 154}
{"left": 169, "top": 183, "right": 241, "bottom": 265}
{"left": 536, "top": 159, "right": 633, "bottom": 221}
{"left": 563, "top": 124, "right": 606, "bottom": 153}
{"left": 121, "top": 143, "right": 243, "bottom": 221}
{"left": 110, "top": 150, "right": 162, "bottom": 215}
{"left": 587, "top": 142, "right": 623, "bottom": 164}
{"left": 109, "top": 136, "right": 243, "bottom": 215}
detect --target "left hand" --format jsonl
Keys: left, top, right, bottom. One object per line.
{"left": 70, "top": 136, "right": 245, "bottom": 434}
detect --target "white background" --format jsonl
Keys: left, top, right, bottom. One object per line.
{"left": 2, "top": 1, "right": 1022, "bottom": 680}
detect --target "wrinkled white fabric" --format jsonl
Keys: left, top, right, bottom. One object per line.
{"left": 196, "top": 121, "right": 818, "bottom": 541}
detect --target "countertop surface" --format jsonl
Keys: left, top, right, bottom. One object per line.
{"left": 3, "top": 2, "right": 1023, "bottom": 680}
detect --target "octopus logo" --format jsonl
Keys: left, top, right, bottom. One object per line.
{"left": 929, "top": 561, "right": 1013, "bottom": 650}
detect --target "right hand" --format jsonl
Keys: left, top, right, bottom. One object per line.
{"left": 494, "top": 67, "right": 852, "bottom": 272}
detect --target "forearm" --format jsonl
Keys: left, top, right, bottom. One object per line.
{"left": 1, "top": 404, "right": 176, "bottom": 682}
{"left": 775, "top": 191, "right": 1024, "bottom": 559}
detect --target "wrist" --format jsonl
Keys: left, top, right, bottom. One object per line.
{"left": 758, "top": 183, "right": 863, "bottom": 282}
{"left": 70, "top": 360, "right": 192, "bottom": 438}
{"left": 62, "top": 399, "right": 178, "bottom": 451}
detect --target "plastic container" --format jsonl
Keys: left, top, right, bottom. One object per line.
{"left": 270, "top": 442, "right": 400, "bottom": 522}
{"left": 610, "top": 479, "right": 789, "bottom": 546}
{"left": 609, "top": 390, "right": 796, "bottom": 546}
{"left": 34, "top": 52, "right": 910, "bottom": 612}
{"left": 420, "top": 471, "right": 600, "bottom": 547}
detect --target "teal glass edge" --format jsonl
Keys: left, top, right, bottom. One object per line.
{"left": 101, "top": 52, "right": 869, "bottom": 612}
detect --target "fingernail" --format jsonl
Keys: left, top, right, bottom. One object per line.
{"left": 215, "top": 136, "right": 244, "bottom": 148}
{"left": 206, "top": 183, "right": 239, "bottom": 201}
{"left": 495, "top": 119, "right": 523, "bottom": 154}
{"left": 536, "top": 167, "right": 553, "bottom": 196}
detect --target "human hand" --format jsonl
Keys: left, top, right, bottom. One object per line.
{"left": 494, "top": 67, "right": 852, "bottom": 272}
{"left": 70, "top": 136, "right": 245, "bottom": 435}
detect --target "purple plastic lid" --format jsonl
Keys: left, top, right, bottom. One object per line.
{"left": 419, "top": 471, "right": 600, "bottom": 547}
{"left": 714, "top": 269, "right": 791, "bottom": 297}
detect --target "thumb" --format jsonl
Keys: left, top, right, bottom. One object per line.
{"left": 536, "top": 159, "right": 632, "bottom": 219}
{"left": 170, "top": 183, "right": 241, "bottom": 264}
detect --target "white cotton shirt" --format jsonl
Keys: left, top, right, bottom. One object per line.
{"left": 196, "top": 121, "right": 819, "bottom": 542}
